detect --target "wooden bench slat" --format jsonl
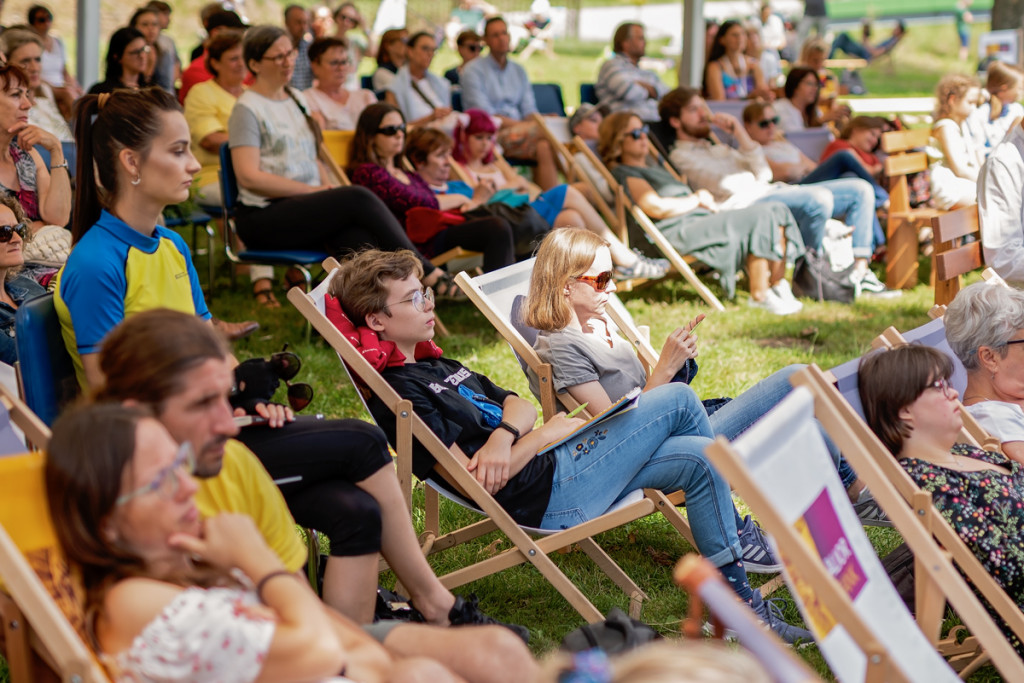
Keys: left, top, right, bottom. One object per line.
{"left": 935, "top": 242, "right": 983, "bottom": 282}
{"left": 885, "top": 151, "right": 928, "bottom": 177}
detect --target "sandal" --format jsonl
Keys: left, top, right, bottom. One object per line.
{"left": 253, "top": 279, "right": 281, "bottom": 309}
{"left": 433, "top": 272, "right": 467, "bottom": 302}
{"left": 284, "top": 267, "right": 308, "bottom": 291}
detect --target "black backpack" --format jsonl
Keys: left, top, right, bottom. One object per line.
{"left": 791, "top": 248, "right": 857, "bottom": 303}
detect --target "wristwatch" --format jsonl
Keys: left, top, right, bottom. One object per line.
{"left": 497, "top": 420, "right": 520, "bottom": 443}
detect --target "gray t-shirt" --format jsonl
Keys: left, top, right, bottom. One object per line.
{"left": 532, "top": 325, "right": 647, "bottom": 403}
{"left": 228, "top": 89, "right": 320, "bottom": 208}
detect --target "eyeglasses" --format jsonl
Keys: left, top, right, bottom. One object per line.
{"left": 384, "top": 286, "right": 434, "bottom": 313}
{"left": 0, "top": 223, "right": 28, "bottom": 243}
{"left": 925, "top": 378, "right": 956, "bottom": 400}
{"left": 1004, "top": 339, "right": 1024, "bottom": 347}
{"left": 116, "top": 442, "right": 195, "bottom": 506}
{"left": 339, "top": 14, "right": 358, "bottom": 23}
{"left": 270, "top": 346, "right": 315, "bottom": 412}
{"left": 377, "top": 123, "right": 406, "bottom": 136}
{"left": 625, "top": 124, "right": 649, "bottom": 140}
{"left": 574, "top": 270, "right": 614, "bottom": 291}
{"left": 324, "top": 59, "right": 350, "bottom": 68}
{"left": 464, "top": 43, "right": 482, "bottom": 53}
{"left": 262, "top": 48, "right": 298, "bottom": 65}
{"left": 757, "top": 116, "right": 781, "bottom": 129}
{"left": 126, "top": 45, "right": 151, "bottom": 57}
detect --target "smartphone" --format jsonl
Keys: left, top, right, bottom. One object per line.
{"left": 234, "top": 415, "right": 268, "bottom": 427}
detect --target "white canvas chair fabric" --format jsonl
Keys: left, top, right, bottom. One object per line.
{"left": 708, "top": 387, "right": 960, "bottom": 683}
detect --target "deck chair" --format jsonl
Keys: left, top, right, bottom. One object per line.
{"left": 787, "top": 128, "right": 834, "bottom": 162}
{"left": 321, "top": 130, "right": 356, "bottom": 180}
{"left": 0, "top": 395, "right": 108, "bottom": 682}
{"left": 674, "top": 555, "right": 818, "bottom": 681}
{"left": 531, "top": 83, "right": 566, "bottom": 117}
{"left": 881, "top": 127, "right": 943, "bottom": 290}
{"left": 707, "top": 386, "right": 996, "bottom": 682}
{"left": 571, "top": 136, "right": 726, "bottom": 312}
{"left": 288, "top": 263, "right": 707, "bottom": 623}
{"left": 930, "top": 204, "right": 981, "bottom": 307}
{"left": 790, "top": 365, "right": 1024, "bottom": 679}
{"left": 455, "top": 259, "right": 660, "bottom": 422}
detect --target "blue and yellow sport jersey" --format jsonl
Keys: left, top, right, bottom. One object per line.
{"left": 55, "top": 209, "right": 211, "bottom": 389}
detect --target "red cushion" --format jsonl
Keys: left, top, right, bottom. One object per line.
{"left": 324, "top": 294, "right": 442, "bottom": 371}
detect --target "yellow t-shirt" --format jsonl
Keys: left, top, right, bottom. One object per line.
{"left": 195, "top": 440, "right": 306, "bottom": 573}
{"left": 183, "top": 79, "right": 239, "bottom": 188}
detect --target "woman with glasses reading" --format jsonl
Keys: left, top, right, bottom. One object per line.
{"left": 304, "top": 36, "right": 377, "bottom": 131}
{"left": 228, "top": 26, "right": 463, "bottom": 299}
{"left": 350, "top": 103, "right": 515, "bottom": 273}
{"left": 88, "top": 26, "right": 153, "bottom": 94}
{"left": 859, "top": 344, "right": 1024, "bottom": 654}
{"left": 598, "top": 111, "right": 801, "bottom": 312}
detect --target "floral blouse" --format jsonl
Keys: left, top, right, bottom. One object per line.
{"left": 900, "top": 443, "right": 1024, "bottom": 654}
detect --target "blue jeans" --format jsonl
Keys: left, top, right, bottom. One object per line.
{"left": 830, "top": 32, "right": 872, "bottom": 61}
{"left": 800, "top": 151, "right": 887, "bottom": 250}
{"left": 756, "top": 178, "right": 874, "bottom": 258}
{"left": 706, "top": 365, "right": 855, "bottom": 489}
{"left": 541, "top": 383, "right": 743, "bottom": 568}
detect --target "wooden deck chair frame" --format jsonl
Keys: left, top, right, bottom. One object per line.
{"left": 790, "top": 365, "right": 1024, "bottom": 679}
{"left": 571, "top": 136, "right": 725, "bottom": 312}
{"left": 288, "top": 262, "right": 709, "bottom": 623}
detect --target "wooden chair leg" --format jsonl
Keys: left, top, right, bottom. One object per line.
{"left": 886, "top": 216, "right": 920, "bottom": 290}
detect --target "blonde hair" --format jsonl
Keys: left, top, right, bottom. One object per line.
{"left": 597, "top": 111, "right": 641, "bottom": 167}
{"left": 798, "top": 37, "right": 827, "bottom": 65}
{"left": 539, "top": 641, "right": 771, "bottom": 683}
{"left": 934, "top": 73, "right": 978, "bottom": 120}
{"left": 524, "top": 227, "right": 609, "bottom": 332}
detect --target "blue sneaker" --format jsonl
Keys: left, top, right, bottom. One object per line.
{"left": 751, "top": 592, "right": 815, "bottom": 647}
{"left": 738, "top": 515, "right": 783, "bottom": 573}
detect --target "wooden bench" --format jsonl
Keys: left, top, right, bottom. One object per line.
{"left": 882, "top": 127, "right": 943, "bottom": 290}
{"left": 931, "top": 204, "right": 981, "bottom": 307}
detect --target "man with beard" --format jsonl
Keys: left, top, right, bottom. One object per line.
{"left": 659, "top": 86, "right": 890, "bottom": 296}
{"left": 91, "top": 309, "right": 536, "bottom": 682}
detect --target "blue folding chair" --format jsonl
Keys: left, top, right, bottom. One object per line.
{"left": 14, "top": 294, "right": 79, "bottom": 428}
{"left": 163, "top": 207, "right": 217, "bottom": 297}
{"left": 218, "top": 144, "right": 329, "bottom": 337}
{"left": 33, "top": 141, "right": 76, "bottom": 179}
{"left": 579, "top": 83, "right": 598, "bottom": 105}
{"left": 532, "top": 83, "right": 565, "bottom": 117}
{"left": 451, "top": 89, "right": 463, "bottom": 112}
{"left": 360, "top": 75, "right": 373, "bottom": 90}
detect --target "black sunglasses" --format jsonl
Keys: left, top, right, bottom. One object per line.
{"left": 0, "top": 222, "right": 28, "bottom": 243}
{"left": 270, "top": 345, "right": 315, "bottom": 412}
{"left": 626, "top": 124, "right": 649, "bottom": 140}
{"left": 757, "top": 116, "right": 781, "bottom": 129}
{"left": 465, "top": 43, "right": 482, "bottom": 53}
{"left": 377, "top": 123, "right": 406, "bottom": 136}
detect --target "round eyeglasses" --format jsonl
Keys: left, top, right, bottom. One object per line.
{"left": 384, "top": 287, "right": 434, "bottom": 313}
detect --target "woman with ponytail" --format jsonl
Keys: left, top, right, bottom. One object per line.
{"left": 227, "top": 25, "right": 462, "bottom": 300}
{"left": 55, "top": 87, "right": 257, "bottom": 389}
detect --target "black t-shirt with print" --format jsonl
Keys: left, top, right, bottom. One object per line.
{"left": 372, "top": 357, "right": 555, "bottom": 527}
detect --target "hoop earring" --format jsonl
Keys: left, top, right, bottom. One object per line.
{"left": 131, "top": 175, "right": 141, "bottom": 186}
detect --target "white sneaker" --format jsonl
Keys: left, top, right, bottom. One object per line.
{"left": 770, "top": 279, "right": 801, "bottom": 306}
{"left": 850, "top": 269, "right": 902, "bottom": 299}
{"left": 748, "top": 288, "right": 803, "bottom": 315}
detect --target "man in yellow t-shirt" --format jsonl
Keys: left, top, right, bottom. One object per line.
{"left": 93, "top": 309, "right": 536, "bottom": 683}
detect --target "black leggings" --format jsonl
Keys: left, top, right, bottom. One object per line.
{"left": 236, "top": 186, "right": 436, "bottom": 275}
{"left": 236, "top": 416, "right": 392, "bottom": 557}
{"left": 430, "top": 216, "right": 515, "bottom": 273}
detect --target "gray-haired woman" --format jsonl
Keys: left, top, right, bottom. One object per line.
{"left": 945, "top": 281, "right": 1024, "bottom": 463}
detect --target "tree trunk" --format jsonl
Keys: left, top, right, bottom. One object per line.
{"left": 992, "top": 0, "right": 1024, "bottom": 31}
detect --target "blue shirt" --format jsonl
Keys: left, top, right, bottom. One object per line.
{"left": 55, "top": 210, "right": 210, "bottom": 387}
{"left": 460, "top": 54, "right": 537, "bottom": 120}
{"left": 0, "top": 273, "right": 45, "bottom": 366}
{"left": 290, "top": 37, "right": 314, "bottom": 91}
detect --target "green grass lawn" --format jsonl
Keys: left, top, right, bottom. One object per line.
{"left": 178, "top": 232, "right": 999, "bottom": 681}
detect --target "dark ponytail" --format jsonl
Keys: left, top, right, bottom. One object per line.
{"left": 71, "top": 87, "right": 182, "bottom": 243}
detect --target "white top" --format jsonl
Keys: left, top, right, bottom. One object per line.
{"left": 965, "top": 401, "right": 1024, "bottom": 443}
{"left": 386, "top": 66, "right": 452, "bottom": 123}
{"left": 763, "top": 139, "right": 802, "bottom": 165}
{"left": 40, "top": 35, "right": 66, "bottom": 87}
{"left": 932, "top": 117, "right": 985, "bottom": 181}
{"left": 760, "top": 13, "right": 787, "bottom": 51}
{"left": 109, "top": 586, "right": 274, "bottom": 683}
{"left": 30, "top": 83, "right": 72, "bottom": 142}
{"left": 973, "top": 100, "right": 1024, "bottom": 149}
{"left": 304, "top": 87, "right": 377, "bottom": 131}
{"left": 228, "top": 89, "right": 320, "bottom": 208}
{"left": 979, "top": 123, "right": 1024, "bottom": 283}
{"left": 669, "top": 137, "right": 774, "bottom": 208}
{"left": 774, "top": 99, "right": 807, "bottom": 134}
